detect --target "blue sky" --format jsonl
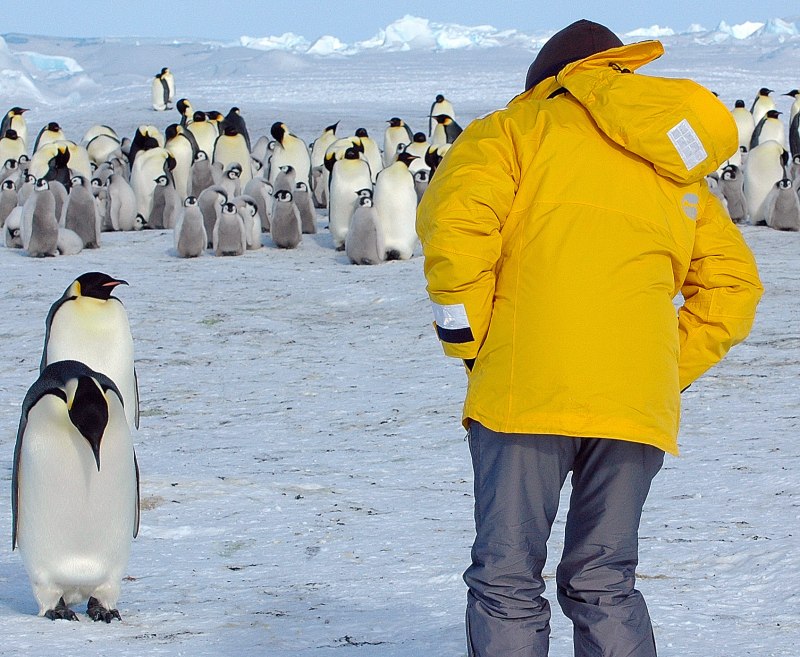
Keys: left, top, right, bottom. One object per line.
{"left": 2, "top": 1, "right": 796, "bottom": 41}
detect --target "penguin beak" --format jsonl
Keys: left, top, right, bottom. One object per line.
{"left": 103, "top": 278, "right": 128, "bottom": 289}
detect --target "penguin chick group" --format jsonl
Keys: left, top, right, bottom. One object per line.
{"left": 13, "top": 272, "right": 140, "bottom": 622}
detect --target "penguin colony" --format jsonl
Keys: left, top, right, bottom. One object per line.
{"left": 13, "top": 272, "right": 140, "bottom": 621}
{"left": 708, "top": 88, "right": 800, "bottom": 231}
{"left": 1, "top": 84, "right": 462, "bottom": 263}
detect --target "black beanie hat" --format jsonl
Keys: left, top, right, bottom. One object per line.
{"left": 525, "top": 19, "right": 623, "bottom": 90}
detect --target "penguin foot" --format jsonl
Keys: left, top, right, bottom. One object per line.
{"left": 87, "top": 597, "right": 121, "bottom": 623}
{"left": 44, "top": 597, "right": 79, "bottom": 621}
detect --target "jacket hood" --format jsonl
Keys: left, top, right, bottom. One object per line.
{"left": 547, "top": 40, "right": 738, "bottom": 184}
{"left": 525, "top": 20, "right": 623, "bottom": 91}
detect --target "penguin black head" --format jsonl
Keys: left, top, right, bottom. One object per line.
{"left": 396, "top": 151, "right": 418, "bottom": 167}
{"left": 355, "top": 127, "right": 369, "bottom": 138}
{"left": 185, "top": 195, "right": 198, "bottom": 207}
{"left": 324, "top": 152, "right": 337, "bottom": 172}
{"left": 432, "top": 114, "right": 452, "bottom": 125}
{"left": 46, "top": 122, "right": 61, "bottom": 132}
{"left": 224, "top": 126, "right": 239, "bottom": 137}
{"left": 165, "top": 154, "right": 177, "bottom": 171}
{"left": 279, "top": 164, "right": 294, "bottom": 174}
{"left": 222, "top": 202, "right": 237, "bottom": 214}
{"left": 34, "top": 178, "right": 50, "bottom": 190}
{"left": 4, "top": 128, "right": 18, "bottom": 139}
{"left": 70, "top": 174, "right": 87, "bottom": 188}
{"left": 435, "top": 94, "right": 445, "bottom": 103}
{"left": 154, "top": 174, "right": 169, "bottom": 186}
{"left": 413, "top": 132, "right": 427, "bottom": 143}
{"left": 296, "top": 181, "right": 308, "bottom": 192}
{"left": 67, "top": 375, "right": 109, "bottom": 471}
{"left": 721, "top": 165, "right": 739, "bottom": 180}
{"left": 326, "top": 121, "right": 340, "bottom": 133}
{"left": 270, "top": 122, "right": 286, "bottom": 142}
{"left": 10, "top": 106, "right": 28, "bottom": 115}
{"left": 343, "top": 146, "right": 361, "bottom": 160}
{"left": 777, "top": 178, "right": 793, "bottom": 190}
{"left": 194, "top": 150, "right": 208, "bottom": 162}
{"left": 275, "top": 190, "right": 293, "bottom": 203}
{"left": 734, "top": 100, "right": 745, "bottom": 108}
{"left": 73, "top": 272, "right": 129, "bottom": 301}
{"left": 355, "top": 187, "right": 372, "bottom": 199}
{"left": 228, "top": 106, "right": 241, "bottom": 115}
{"left": 388, "top": 117, "right": 403, "bottom": 127}
{"left": 4, "top": 158, "right": 17, "bottom": 170}
{"left": 2, "top": 179, "right": 15, "bottom": 190}
{"left": 192, "top": 111, "right": 207, "bottom": 122}
{"left": 177, "top": 98, "right": 192, "bottom": 114}
{"left": 784, "top": 89, "right": 799, "bottom": 97}
{"left": 161, "top": 67, "right": 169, "bottom": 75}
{"left": 766, "top": 110, "right": 781, "bottom": 119}
{"left": 358, "top": 196, "right": 373, "bottom": 208}
{"left": 165, "top": 124, "right": 180, "bottom": 140}
{"left": 414, "top": 169, "right": 429, "bottom": 183}
{"left": 206, "top": 110, "right": 223, "bottom": 122}
{"left": 758, "top": 87, "right": 772, "bottom": 96}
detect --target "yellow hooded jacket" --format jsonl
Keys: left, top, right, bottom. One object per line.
{"left": 416, "top": 41, "right": 763, "bottom": 455}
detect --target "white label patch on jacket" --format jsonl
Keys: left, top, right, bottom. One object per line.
{"left": 667, "top": 119, "right": 707, "bottom": 171}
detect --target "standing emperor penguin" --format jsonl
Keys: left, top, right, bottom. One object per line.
{"left": 151, "top": 70, "right": 170, "bottom": 111}
{"left": 428, "top": 94, "right": 456, "bottom": 136}
{"left": 731, "top": 100, "right": 755, "bottom": 152}
{"left": 130, "top": 147, "right": 174, "bottom": 221}
{"left": 750, "top": 110, "right": 785, "bottom": 151}
{"left": 405, "top": 132, "right": 431, "bottom": 173}
{"left": 218, "top": 162, "right": 243, "bottom": 199}
{"left": 190, "top": 149, "right": 215, "bottom": 196}
{"left": 762, "top": 178, "right": 800, "bottom": 231}
{"left": 106, "top": 173, "right": 139, "bottom": 231}
{"left": 0, "top": 178, "right": 18, "bottom": 227}
{"left": 744, "top": 140, "right": 786, "bottom": 224}
{"left": 34, "top": 122, "right": 66, "bottom": 152}
{"left": 21, "top": 179, "right": 59, "bottom": 257}
{"left": 0, "top": 128, "right": 26, "bottom": 164}
{"left": 149, "top": 174, "right": 180, "bottom": 229}
{"left": 270, "top": 122, "right": 311, "bottom": 189}
{"left": 270, "top": 189, "right": 302, "bottom": 249}
{"left": 41, "top": 272, "right": 139, "bottom": 431}
{"left": 13, "top": 359, "right": 139, "bottom": 621}
{"left": 294, "top": 181, "right": 317, "bottom": 234}
{"left": 345, "top": 193, "right": 384, "bottom": 265}
{"left": 213, "top": 127, "right": 252, "bottom": 184}
{"left": 243, "top": 175, "right": 273, "bottom": 233}
{"left": 383, "top": 118, "right": 413, "bottom": 167}
{"left": 213, "top": 201, "right": 246, "bottom": 256}
{"left": 187, "top": 112, "right": 217, "bottom": 160}
{"left": 198, "top": 184, "right": 228, "bottom": 248}
{"left": 176, "top": 98, "right": 193, "bottom": 128}
{"left": 232, "top": 194, "right": 261, "bottom": 249}
{"left": 173, "top": 196, "right": 206, "bottom": 257}
{"left": 326, "top": 145, "right": 372, "bottom": 250}
{"left": 373, "top": 151, "right": 418, "bottom": 260}
{"left": 354, "top": 128, "right": 384, "bottom": 182}
{"left": 750, "top": 87, "right": 776, "bottom": 126}
{"left": 165, "top": 124, "right": 194, "bottom": 201}
{"left": 64, "top": 174, "right": 101, "bottom": 248}
{"left": 161, "top": 67, "right": 175, "bottom": 105}
{"left": 310, "top": 121, "right": 340, "bottom": 207}
{"left": 272, "top": 164, "right": 297, "bottom": 196}
{"left": 719, "top": 165, "right": 747, "bottom": 224}
{"left": 430, "top": 114, "right": 463, "bottom": 146}
{"left": 1, "top": 106, "right": 29, "bottom": 149}
{"left": 220, "top": 107, "right": 251, "bottom": 152}
{"left": 5, "top": 205, "right": 23, "bottom": 248}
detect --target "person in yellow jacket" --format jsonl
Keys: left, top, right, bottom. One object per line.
{"left": 416, "top": 19, "right": 763, "bottom": 657}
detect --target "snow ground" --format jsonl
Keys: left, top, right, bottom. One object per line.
{"left": 0, "top": 28, "right": 798, "bottom": 657}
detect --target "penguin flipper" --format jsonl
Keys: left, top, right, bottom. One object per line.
{"left": 790, "top": 113, "right": 800, "bottom": 159}
{"left": 133, "top": 450, "right": 140, "bottom": 539}
{"left": 749, "top": 117, "right": 765, "bottom": 151}
{"left": 133, "top": 366, "right": 140, "bottom": 430}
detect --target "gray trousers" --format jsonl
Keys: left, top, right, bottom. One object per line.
{"left": 465, "top": 422, "right": 664, "bottom": 657}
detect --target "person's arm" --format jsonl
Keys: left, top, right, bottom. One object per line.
{"left": 678, "top": 192, "right": 764, "bottom": 390}
{"left": 416, "top": 113, "right": 519, "bottom": 362}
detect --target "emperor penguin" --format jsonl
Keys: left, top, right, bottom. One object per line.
{"left": 414, "top": 168, "right": 430, "bottom": 204}
{"left": 762, "top": 178, "right": 800, "bottom": 231}
{"left": 165, "top": 124, "right": 194, "bottom": 200}
{"left": 41, "top": 272, "right": 139, "bottom": 430}
{"left": 220, "top": 107, "right": 251, "bottom": 152}
{"left": 719, "top": 164, "right": 747, "bottom": 224}
{"left": 191, "top": 149, "right": 215, "bottom": 196}
{"left": 269, "top": 122, "right": 311, "bottom": 189}
{"left": 326, "top": 145, "right": 372, "bottom": 250}
{"left": 18, "top": 172, "right": 36, "bottom": 206}
{"left": 13, "top": 359, "right": 139, "bottom": 621}
{"left": 149, "top": 174, "right": 180, "bottom": 229}
{"left": 294, "top": 181, "right": 317, "bottom": 234}
{"left": 127, "top": 125, "right": 164, "bottom": 166}
{"left": 232, "top": 194, "right": 261, "bottom": 249}
{"left": 130, "top": 147, "right": 173, "bottom": 220}
{"left": 213, "top": 127, "right": 252, "bottom": 184}
{"left": 373, "top": 151, "right": 418, "bottom": 260}
{"left": 424, "top": 143, "right": 451, "bottom": 178}
{"left": 270, "top": 189, "right": 302, "bottom": 249}
{"left": 33, "top": 122, "right": 66, "bottom": 152}
{"left": 405, "top": 132, "right": 431, "bottom": 173}
{"left": 744, "top": 140, "right": 786, "bottom": 224}
{"left": 187, "top": 112, "right": 217, "bottom": 161}
{"left": 750, "top": 110, "right": 785, "bottom": 151}
{"left": 56, "top": 227, "right": 84, "bottom": 256}
{"left": 106, "top": 173, "right": 139, "bottom": 231}
{"left": 198, "top": 184, "right": 228, "bottom": 248}
{"left": 151, "top": 70, "right": 170, "bottom": 111}
{"left": 243, "top": 175, "right": 273, "bottom": 233}
{"left": 173, "top": 196, "right": 206, "bottom": 257}
{"left": 430, "top": 114, "right": 463, "bottom": 146}
{"left": 383, "top": 118, "right": 413, "bottom": 167}
{"left": 272, "top": 164, "right": 297, "bottom": 196}
{"left": 310, "top": 121, "right": 340, "bottom": 206}
{"left": 85, "top": 133, "right": 122, "bottom": 168}
{"left": 750, "top": 87, "right": 776, "bottom": 126}
{"left": 176, "top": 98, "right": 193, "bottom": 128}
{"left": 789, "top": 111, "right": 799, "bottom": 162}
{"left": 0, "top": 157, "right": 20, "bottom": 186}
{"left": 0, "top": 128, "right": 26, "bottom": 164}
{"left": 29, "top": 143, "right": 71, "bottom": 190}
{"left": 428, "top": 94, "right": 456, "bottom": 135}
{"left": 0, "top": 178, "right": 18, "bottom": 227}
{"left": 1, "top": 107, "right": 29, "bottom": 149}
{"left": 345, "top": 193, "right": 384, "bottom": 265}
{"left": 354, "top": 128, "right": 383, "bottom": 182}
{"left": 251, "top": 135, "right": 271, "bottom": 168}
{"left": 82, "top": 124, "right": 118, "bottom": 147}
{"left": 21, "top": 179, "right": 59, "bottom": 257}
{"left": 64, "top": 174, "right": 101, "bottom": 248}
{"left": 49, "top": 179, "right": 68, "bottom": 223}
{"left": 213, "top": 201, "right": 246, "bottom": 256}
{"left": 218, "top": 162, "right": 243, "bottom": 199}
